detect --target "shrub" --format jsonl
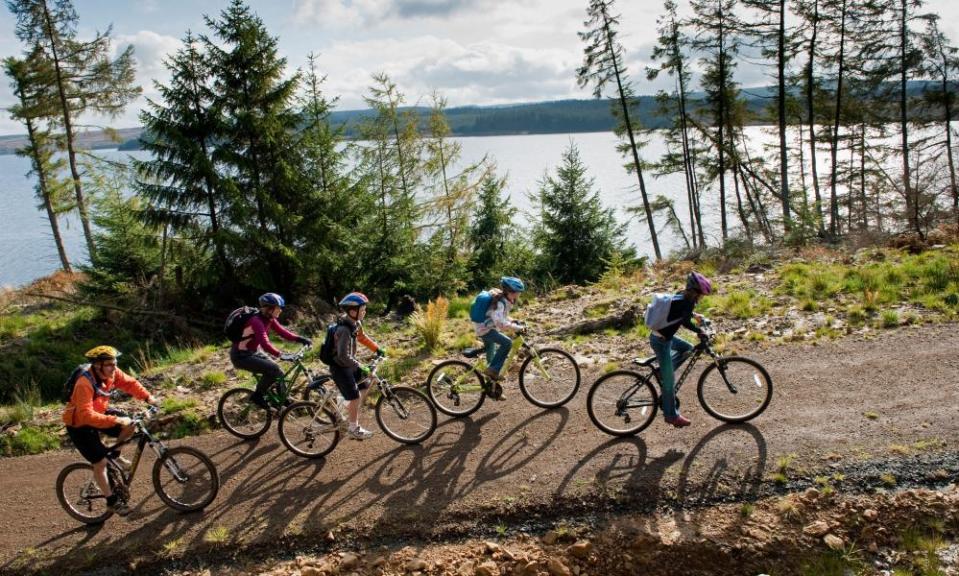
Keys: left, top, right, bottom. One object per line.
{"left": 0, "top": 426, "right": 60, "bottom": 456}
{"left": 410, "top": 297, "right": 449, "bottom": 352}
{"left": 880, "top": 310, "right": 900, "bottom": 328}
{"left": 198, "top": 371, "right": 227, "bottom": 390}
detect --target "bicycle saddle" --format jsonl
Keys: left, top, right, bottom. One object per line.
{"left": 462, "top": 347, "right": 484, "bottom": 359}
{"left": 633, "top": 356, "right": 657, "bottom": 367}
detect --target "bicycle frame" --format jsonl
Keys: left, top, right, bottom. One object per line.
{"left": 105, "top": 407, "right": 191, "bottom": 494}
{"left": 645, "top": 323, "right": 736, "bottom": 397}
{"left": 304, "top": 355, "right": 391, "bottom": 427}
{"left": 444, "top": 334, "right": 552, "bottom": 394}
{"left": 249, "top": 346, "right": 318, "bottom": 404}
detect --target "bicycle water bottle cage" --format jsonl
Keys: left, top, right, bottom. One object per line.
{"left": 633, "top": 356, "right": 658, "bottom": 367}
{"left": 462, "top": 347, "right": 484, "bottom": 359}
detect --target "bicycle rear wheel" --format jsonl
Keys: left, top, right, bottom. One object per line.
{"left": 519, "top": 348, "right": 580, "bottom": 408}
{"left": 375, "top": 386, "right": 437, "bottom": 444}
{"left": 697, "top": 356, "right": 773, "bottom": 423}
{"left": 217, "top": 387, "right": 272, "bottom": 439}
{"left": 586, "top": 370, "right": 659, "bottom": 436}
{"left": 56, "top": 462, "right": 114, "bottom": 524}
{"left": 153, "top": 446, "right": 219, "bottom": 512}
{"left": 278, "top": 401, "right": 341, "bottom": 458}
{"left": 426, "top": 360, "right": 486, "bottom": 417}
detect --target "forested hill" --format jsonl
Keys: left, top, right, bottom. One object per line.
{"left": 0, "top": 80, "right": 952, "bottom": 154}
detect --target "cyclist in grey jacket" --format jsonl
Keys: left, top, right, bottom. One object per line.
{"left": 330, "top": 292, "right": 383, "bottom": 440}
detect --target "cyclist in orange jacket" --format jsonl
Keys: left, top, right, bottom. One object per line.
{"left": 62, "top": 346, "right": 156, "bottom": 516}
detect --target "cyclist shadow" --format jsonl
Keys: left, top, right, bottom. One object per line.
{"left": 2, "top": 524, "right": 105, "bottom": 572}
{"left": 553, "top": 437, "right": 684, "bottom": 507}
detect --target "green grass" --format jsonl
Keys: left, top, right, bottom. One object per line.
{"left": 197, "top": 371, "right": 227, "bottom": 390}
{"left": 203, "top": 526, "right": 230, "bottom": 545}
{"left": 0, "top": 425, "right": 60, "bottom": 456}
{"left": 168, "top": 410, "right": 210, "bottom": 439}
{"left": 705, "top": 289, "right": 773, "bottom": 319}
{"left": 880, "top": 310, "right": 900, "bottom": 328}
{"left": 447, "top": 295, "right": 472, "bottom": 319}
{"left": 160, "top": 397, "right": 198, "bottom": 414}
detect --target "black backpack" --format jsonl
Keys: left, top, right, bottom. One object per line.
{"left": 62, "top": 364, "right": 101, "bottom": 403}
{"left": 318, "top": 321, "right": 340, "bottom": 366}
{"left": 224, "top": 306, "right": 258, "bottom": 343}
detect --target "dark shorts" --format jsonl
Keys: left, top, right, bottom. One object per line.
{"left": 66, "top": 425, "right": 123, "bottom": 464}
{"left": 330, "top": 364, "right": 370, "bottom": 401}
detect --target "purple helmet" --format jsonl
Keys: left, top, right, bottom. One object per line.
{"left": 686, "top": 272, "right": 713, "bottom": 295}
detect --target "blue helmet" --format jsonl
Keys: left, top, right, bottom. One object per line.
{"left": 339, "top": 292, "right": 369, "bottom": 308}
{"left": 500, "top": 276, "right": 526, "bottom": 293}
{"left": 258, "top": 292, "right": 285, "bottom": 308}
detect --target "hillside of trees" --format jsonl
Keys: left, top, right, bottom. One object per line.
{"left": 3, "top": 0, "right": 958, "bottom": 323}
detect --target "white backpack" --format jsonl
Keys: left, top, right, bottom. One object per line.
{"left": 644, "top": 294, "right": 682, "bottom": 331}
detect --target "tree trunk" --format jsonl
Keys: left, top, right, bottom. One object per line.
{"left": 899, "top": 0, "right": 918, "bottom": 236}
{"left": 828, "top": 0, "right": 847, "bottom": 238}
{"left": 25, "top": 120, "right": 71, "bottom": 272}
{"left": 777, "top": 0, "right": 791, "bottom": 231}
{"left": 806, "top": 0, "right": 826, "bottom": 236}
{"left": 732, "top": 167, "right": 754, "bottom": 243}
{"left": 547, "top": 302, "right": 641, "bottom": 336}
{"left": 717, "top": 7, "right": 729, "bottom": 242}
{"left": 40, "top": 0, "right": 96, "bottom": 262}
{"left": 601, "top": 9, "right": 661, "bottom": 260}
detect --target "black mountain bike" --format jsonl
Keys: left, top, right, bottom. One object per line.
{"left": 217, "top": 346, "right": 329, "bottom": 440}
{"left": 56, "top": 406, "right": 219, "bottom": 524}
{"left": 586, "top": 320, "right": 773, "bottom": 436}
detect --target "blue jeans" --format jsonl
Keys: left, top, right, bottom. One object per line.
{"left": 481, "top": 329, "right": 512, "bottom": 374}
{"left": 649, "top": 334, "right": 694, "bottom": 420}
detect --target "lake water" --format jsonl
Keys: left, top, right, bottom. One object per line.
{"left": 0, "top": 130, "right": 733, "bottom": 288}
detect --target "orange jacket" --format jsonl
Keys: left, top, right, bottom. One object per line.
{"left": 62, "top": 368, "right": 150, "bottom": 428}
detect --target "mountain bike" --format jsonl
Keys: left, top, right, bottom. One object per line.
{"left": 56, "top": 406, "right": 219, "bottom": 524}
{"left": 217, "top": 345, "right": 329, "bottom": 440}
{"left": 425, "top": 330, "right": 580, "bottom": 417}
{"left": 586, "top": 320, "right": 773, "bottom": 436}
{"left": 278, "top": 355, "right": 437, "bottom": 458}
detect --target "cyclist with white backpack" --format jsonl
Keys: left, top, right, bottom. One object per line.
{"left": 470, "top": 276, "right": 527, "bottom": 400}
{"left": 646, "top": 272, "right": 712, "bottom": 428}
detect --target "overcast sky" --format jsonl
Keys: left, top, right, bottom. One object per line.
{"left": 1, "top": 0, "right": 957, "bottom": 136}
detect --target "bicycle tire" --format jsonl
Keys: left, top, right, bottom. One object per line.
{"left": 518, "top": 347, "right": 580, "bottom": 408}
{"left": 586, "top": 370, "right": 659, "bottom": 436}
{"left": 375, "top": 386, "right": 437, "bottom": 444}
{"left": 697, "top": 356, "right": 773, "bottom": 423}
{"left": 278, "top": 401, "right": 341, "bottom": 458}
{"left": 152, "top": 446, "right": 219, "bottom": 512}
{"left": 426, "top": 359, "right": 486, "bottom": 417}
{"left": 217, "top": 387, "right": 272, "bottom": 439}
{"left": 56, "top": 462, "right": 114, "bottom": 524}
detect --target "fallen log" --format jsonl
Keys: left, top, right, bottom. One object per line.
{"left": 546, "top": 303, "right": 642, "bottom": 337}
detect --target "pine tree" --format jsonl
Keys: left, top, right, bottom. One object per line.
{"left": 4, "top": 51, "right": 72, "bottom": 272}
{"left": 135, "top": 32, "right": 232, "bottom": 285}
{"left": 204, "top": 0, "right": 302, "bottom": 292}
{"left": 468, "top": 170, "right": 515, "bottom": 289}
{"left": 8, "top": 0, "right": 140, "bottom": 262}
{"left": 578, "top": 0, "right": 661, "bottom": 260}
{"left": 356, "top": 73, "right": 423, "bottom": 309}
{"left": 533, "top": 142, "right": 628, "bottom": 284}
{"left": 919, "top": 15, "right": 959, "bottom": 224}
{"left": 647, "top": 0, "right": 705, "bottom": 249}
{"left": 294, "top": 52, "right": 364, "bottom": 302}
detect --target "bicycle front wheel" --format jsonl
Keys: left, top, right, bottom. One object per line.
{"left": 519, "top": 348, "right": 580, "bottom": 408}
{"left": 426, "top": 360, "right": 486, "bottom": 417}
{"left": 697, "top": 356, "right": 773, "bottom": 423}
{"left": 375, "top": 386, "right": 437, "bottom": 444}
{"left": 586, "top": 370, "right": 659, "bottom": 436}
{"left": 153, "top": 446, "right": 220, "bottom": 512}
{"left": 56, "top": 463, "right": 113, "bottom": 524}
{"left": 278, "top": 401, "right": 341, "bottom": 458}
{"left": 217, "top": 387, "right": 272, "bottom": 439}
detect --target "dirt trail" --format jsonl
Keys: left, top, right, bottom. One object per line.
{"left": 2, "top": 324, "right": 958, "bottom": 574}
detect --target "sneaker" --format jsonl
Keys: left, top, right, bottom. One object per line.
{"left": 348, "top": 425, "right": 374, "bottom": 440}
{"left": 107, "top": 496, "right": 131, "bottom": 517}
{"left": 491, "top": 383, "right": 506, "bottom": 401}
{"left": 665, "top": 415, "right": 692, "bottom": 428}
{"left": 112, "top": 455, "right": 133, "bottom": 473}
{"left": 483, "top": 367, "right": 503, "bottom": 382}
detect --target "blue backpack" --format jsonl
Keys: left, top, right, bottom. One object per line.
{"left": 644, "top": 294, "right": 683, "bottom": 331}
{"left": 469, "top": 290, "right": 502, "bottom": 323}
